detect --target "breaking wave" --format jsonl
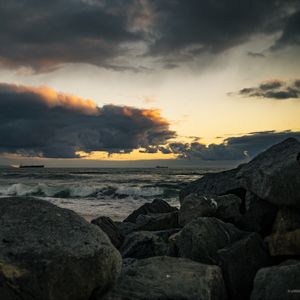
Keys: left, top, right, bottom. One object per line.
{"left": 0, "top": 183, "right": 165, "bottom": 199}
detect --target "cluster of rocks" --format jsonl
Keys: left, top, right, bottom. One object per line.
{"left": 0, "top": 137, "right": 299, "bottom": 299}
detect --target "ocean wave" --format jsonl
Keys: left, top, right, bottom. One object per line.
{"left": 0, "top": 183, "right": 165, "bottom": 199}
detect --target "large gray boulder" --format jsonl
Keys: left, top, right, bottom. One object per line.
{"left": 179, "top": 194, "right": 241, "bottom": 226}
{"left": 238, "top": 138, "right": 300, "bottom": 207}
{"left": 215, "top": 194, "right": 242, "bottom": 223}
{"left": 251, "top": 260, "right": 300, "bottom": 300}
{"left": 271, "top": 207, "right": 300, "bottom": 234}
{"left": 91, "top": 216, "right": 124, "bottom": 248}
{"left": 123, "top": 199, "right": 177, "bottom": 223}
{"left": 120, "top": 231, "right": 169, "bottom": 259}
{"left": 177, "top": 217, "right": 245, "bottom": 264}
{"left": 100, "top": 256, "right": 228, "bottom": 300}
{"left": 180, "top": 166, "right": 245, "bottom": 203}
{"left": 218, "top": 233, "right": 271, "bottom": 300}
{"left": 0, "top": 197, "right": 122, "bottom": 300}
{"left": 236, "top": 192, "right": 277, "bottom": 236}
{"left": 179, "top": 194, "right": 218, "bottom": 226}
{"left": 265, "top": 229, "right": 300, "bottom": 256}
{"left": 135, "top": 211, "right": 179, "bottom": 231}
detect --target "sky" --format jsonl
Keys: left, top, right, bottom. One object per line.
{"left": 0, "top": 0, "right": 300, "bottom": 167}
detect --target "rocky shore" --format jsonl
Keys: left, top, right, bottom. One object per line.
{"left": 1, "top": 137, "right": 300, "bottom": 299}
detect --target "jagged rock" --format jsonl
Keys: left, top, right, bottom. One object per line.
{"left": 218, "top": 233, "right": 271, "bottom": 300}
{"left": 91, "top": 216, "right": 124, "bottom": 248}
{"left": 168, "top": 231, "right": 181, "bottom": 256}
{"left": 135, "top": 211, "right": 179, "bottom": 231}
{"left": 265, "top": 229, "right": 300, "bottom": 256}
{"left": 99, "top": 256, "right": 228, "bottom": 300}
{"left": 271, "top": 207, "right": 300, "bottom": 234}
{"left": 251, "top": 260, "right": 300, "bottom": 300}
{"left": 153, "top": 228, "right": 181, "bottom": 241}
{"left": 123, "top": 199, "right": 178, "bottom": 223}
{"left": 179, "top": 193, "right": 241, "bottom": 226}
{"left": 238, "top": 138, "right": 300, "bottom": 207}
{"left": 179, "top": 194, "right": 218, "bottom": 226}
{"left": 116, "top": 221, "right": 138, "bottom": 236}
{"left": 215, "top": 194, "right": 242, "bottom": 223}
{"left": 180, "top": 166, "right": 245, "bottom": 202}
{"left": 236, "top": 192, "right": 278, "bottom": 235}
{"left": 177, "top": 217, "right": 245, "bottom": 264}
{"left": 120, "top": 231, "right": 169, "bottom": 259}
{"left": 0, "top": 197, "right": 122, "bottom": 300}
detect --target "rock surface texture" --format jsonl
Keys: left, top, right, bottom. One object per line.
{"left": 91, "top": 216, "right": 124, "bottom": 248}
{"left": 238, "top": 137, "right": 300, "bottom": 207}
{"left": 251, "top": 260, "right": 300, "bottom": 300}
{"left": 0, "top": 197, "right": 122, "bottom": 300}
{"left": 100, "top": 256, "right": 228, "bottom": 300}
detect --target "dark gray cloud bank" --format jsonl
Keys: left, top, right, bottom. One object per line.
{"left": 0, "top": 83, "right": 299, "bottom": 161}
{"left": 237, "top": 79, "right": 300, "bottom": 99}
{"left": 0, "top": 83, "right": 175, "bottom": 158}
{"left": 157, "top": 131, "right": 300, "bottom": 161}
{"left": 0, "top": 0, "right": 299, "bottom": 72}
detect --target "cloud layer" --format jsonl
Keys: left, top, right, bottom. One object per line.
{"left": 158, "top": 131, "right": 300, "bottom": 160}
{"left": 237, "top": 79, "right": 300, "bottom": 99}
{"left": 0, "top": 0, "right": 299, "bottom": 72}
{"left": 0, "top": 83, "right": 175, "bottom": 158}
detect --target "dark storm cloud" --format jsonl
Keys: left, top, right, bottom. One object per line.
{"left": 0, "top": 0, "right": 140, "bottom": 72}
{"left": 0, "top": 0, "right": 299, "bottom": 71}
{"left": 272, "top": 10, "right": 300, "bottom": 49}
{"left": 237, "top": 79, "right": 300, "bottom": 99}
{"left": 158, "top": 131, "right": 300, "bottom": 160}
{"left": 0, "top": 83, "right": 175, "bottom": 158}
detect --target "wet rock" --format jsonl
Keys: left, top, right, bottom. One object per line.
{"left": 120, "top": 231, "right": 169, "bottom": 259}
{"left": 180, "top": 166, "right": 245, "bottom": 202}
{"left": 91, "top": 216, "right": 124, "bottom": 248}
{"left": 116, "top": 221, "right": 138, "bottom": 236}
{"left": 179, "top": 193, "right": 218, "bottom": 226}
{"left": 135, "top": 211, "right": 179, "bottom": 231}
{"left": 238, "top": 137, "right": 300, "bottom": 207}
{"left": 271, "top": 207, "right": 300, "bottom": 234}
{"left": 123, "top": 199, "right": 178, "bottom": 223}
{"left": 168, "top": 231, "right": 181, "bottom": 256}
{"left": 236, "top": 192, "right": 278, "bottom": 236}
{"left": 0, "top": 197, "right": 122, "bottom": 300}
{"left": 251, "top": 260, "right": 300, "bottom": 300}
{"left": 218, "top": 233, "right": 271, "bottom": 300}
{"left": 215, "top": 194, "right": 242, "bottom": 223}
{"left": 100, "top": 256, "right": 228, "bottom": 300}
{"left": 265, "top": 229, "right": 300, "bottom": 256}
{"left": 177, "top": 217, "right": 245, "bottom": 264}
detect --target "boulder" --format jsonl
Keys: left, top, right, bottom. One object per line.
{"left": 179, "top": 194, "right": 218, "bottom": 226}
{"left": 135, "top": 211, "right": 179, "bottom": 231}
{"left": 91, "top": 216, "right": 124, "bottom": 248}
{"left": 168, "top": 231, "right": 181, "bottom": 256}
{"left": 120, "top": 231, "right": 169, "bottom": 259}
{"left": 116, "top": 221, "right": 137, "bottom": 236}
{"left": 251, "top": 260, "right": 300, "bottom": 300}
{"left": 100, "top": 256, "right": 228, "bottom": 300}
{"left": 123, "top": 199, "right": 178, "bottom": 223}
{"left": 238, "top": 137, "right": 300, "bottom": 207}
{"left": 177, "top": 217, "right": 245, "bottom": 264}
{"left": 271, "top": 207, "right": 300, "bottom": 234}
{"left": 215, "top": 194, "right": 242, "bottom": 223}
{"left": 236, "top": 192, "right": 277, "bottom": 235}
{"left": 180, "top": 166, "right": 245, "bottom": 202}
{"left": 0, "top": 197, "right": 122, "bottom": 300}
{"left": 217, "top": 233, "right": 271, "bottom": 300}
{"left": 265, "top": 229, "right": 300, "bottom": 256}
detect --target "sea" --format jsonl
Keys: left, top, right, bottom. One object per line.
{"left": 0, "top": 167, "right": 224, "bottom": 221}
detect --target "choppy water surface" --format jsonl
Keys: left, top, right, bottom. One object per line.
{"left": 0, "top": 167, "right": 223, "bottom": 221}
